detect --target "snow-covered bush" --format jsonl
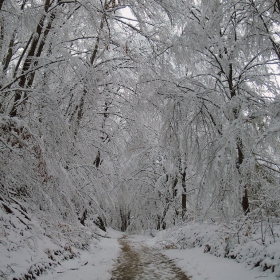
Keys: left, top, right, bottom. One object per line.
{"left": 153, "top": 221, "right": 280, "bottom": 277}
{"left": 0, "top": 198, "right": 104, "bottom": 279}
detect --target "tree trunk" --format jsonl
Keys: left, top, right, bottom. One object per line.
{"left": 94, "top": 216, "right": 106, "bottom": 232}
{"left": 237, "top": 142, "right": 250, "bottom": 214}
{"left": 72, "top": 11, "right": 106, "bottom": 137}
{"left": 120, "top": 208, "right": 130, "bottom": 232}
{"left": 181, "top": 169, "right": 187, "bottom": 218}
{"left": 9, "top": 0, "right": 53, "bottom": 117}
{"left": 80, "top": 209, "right": 87, "bottom": 226}
{"left": 0, "top": 0, "right": 5, "bottom": 11}
{"left": 228, "top": 61, "right": 250, "bottom": 215}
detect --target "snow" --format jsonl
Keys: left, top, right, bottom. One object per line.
{"left": 39, "top": 229, "right": 122, "bottom": 280}
{"left": 144, "top": 223, "right": 280, "bottom": 280}
{"left": 1, "top": 213, "right": 279, "bottom": 280}
{"left": 112, "top": 230, "right": 277, "bottom": 280}
{"left": 163, "top": 247, "right": 267, "bottom": 280}
{"left": 0, "top": 202, "right": 122, "bottom": 280}
{"left": 38, "top": 229, "right": 278, "bottom": 280}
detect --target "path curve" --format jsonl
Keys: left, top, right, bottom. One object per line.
{"left": 111, "top": 236, "right": 189, "bottom": 280}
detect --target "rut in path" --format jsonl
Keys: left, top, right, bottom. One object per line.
{"left": 111, "top": 236, "right": 190, "bottom": 280}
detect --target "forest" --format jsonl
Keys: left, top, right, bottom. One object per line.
{"left": 0, "top": 0, "right": 280, "bottom": 279}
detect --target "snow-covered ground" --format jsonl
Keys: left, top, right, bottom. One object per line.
{"left": 0, "top": 202, "right": 122, "bottom": 280}
{"left": 39, "top": 229, "right": 122, "bottom": 280}
{"left": 1, "top": 207, "right": 279, "bottom": 280}
{"left": 128, "top": 233, "right": 272, "bottom": 280}
{"left": 145, "top": 223, "right": 280, "bottom": 280}
{"left": 38, "top": 230, "right": 278, "bottom": 280}
{"left": 164, "top": 246, "right": 266, "bottom": 280}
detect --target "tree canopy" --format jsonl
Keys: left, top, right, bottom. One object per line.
{"left": 1, "top": 0, "right": 280, "bottom": 232}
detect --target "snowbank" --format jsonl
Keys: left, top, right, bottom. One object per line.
{"left": 0, "top": 202, "right": 121, "bottom": 280}
{"left": 39, "top": 229, "right": 121, "bottom": 280}
{"left": 148, "top": 222, "right": 280, "bottom": 279}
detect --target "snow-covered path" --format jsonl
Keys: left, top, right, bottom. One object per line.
{"left": 37, "top": 230, "right": 275, "bottom": 280}
{"left": 128, "top": 234, "right": 268, "bottom": 280}
{"left": 111, "top": 235, "right": 189, "bottom": 279}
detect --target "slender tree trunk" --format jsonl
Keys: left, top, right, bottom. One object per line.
{"left": 1, "top": 0, "right": 27, "bottom": 73}
{"left": 237, "top": 141, "right": 250, "bottom": 214}
{"left": 2, "top": 32, "right": 16, "bottom": 73}
{"left": 0, "top": 0, "right": 5, "bottom": 11}
{"left": 26, "top": 12, "right": 56, "bottom": 89}
{"left": 120, "top": 208, "right": 130, "bottom": 231}
{"left": 73, "top": 10, "right": 106, "bottom": 137}
{"left": 0, "top": 1, "right": 4, "bottom": 50}
{"left": 181, "top": 169, "right": 187, "bottom": 218}
{"left": 228, "top": 63, "right": 250, "bottom": 214}
{"left": 9, "top": 0, "right": 53, "bottom": 117}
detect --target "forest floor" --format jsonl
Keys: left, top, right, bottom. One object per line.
{"left": 1, "top": 218, "right": 279, "bottom": 279}
{"left": 38, "top": 229, "right": 274, "bottom": 280}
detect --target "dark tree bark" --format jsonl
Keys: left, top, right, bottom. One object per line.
{"left": 9, "top": 0, "right": 54, "bottom": 117}
{"left": 72, "top": 10, "right": 106, "bottom": 138}
{"left": 2, "top": 32, "right": 15, "bottom": 73}
{"left": 0, "top": 0, "right": 5, "bottom": 11}
{"left": 181, "top": 169, "right": 187, "bottom": 218}
{"left": 80, "top": 209, "right": 87, "bottom": 226}
{"left": 94, "top": 216, "right": 106, "bottom": 232}
{"left": 120, "top": 209, "right": 130, "bottom": 232}
{"left": 93, "top": 150, "right": 101, "bottom": 168}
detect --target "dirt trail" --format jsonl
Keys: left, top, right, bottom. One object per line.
{"left": 111, "top": 236, "right": 189, "bottom": 280}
